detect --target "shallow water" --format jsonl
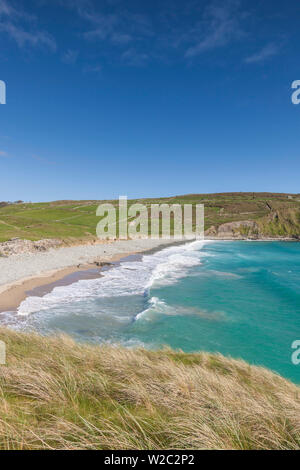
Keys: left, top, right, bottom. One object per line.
{"left": 3, "top": 240, "right": 300, "bottom": 383}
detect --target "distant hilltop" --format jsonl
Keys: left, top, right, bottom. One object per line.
{"left": 0, "top": 193, "right": 299, "bottom": 243}
{"left": 0, "top": 201, "right": 23, "bottom": 208}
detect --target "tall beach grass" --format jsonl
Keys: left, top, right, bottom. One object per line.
{"left": 0, "top": 327, "right": 299, "bottom": 450}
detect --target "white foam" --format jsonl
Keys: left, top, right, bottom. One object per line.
{"left": 18, "top": 240, "right": 212, "bottom": 316}
{"left": 135, "top": 296, "right": 227, "bottom": 322}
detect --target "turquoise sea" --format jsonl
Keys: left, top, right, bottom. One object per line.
{"left": 8, "top": 240, "right": 300, "bottom": 383}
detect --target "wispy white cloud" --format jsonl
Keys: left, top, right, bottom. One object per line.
{"left": 55, "top": 0, "right": 250, "bottom": 66}
{"left": 122, "top": 48, "right": 148, "bottom": 66}
{"left": 0, "top": 0, "right": 13, "bottom": 16}
{"left": 83, "top": 64, "right": 102, "bottom": 75}
{"left": 110, "top": 32, "right": 132, "bottom": 45}
{"left": 63, "top": 1, "right": 152, "bottom": 69}
{"left": 244, "top": 43, "right": 279, "bottom": 64}
{"left": 0, "top": 0, "right": 56, "bottom": 51}
{"left": 82, "top": 12, "right": 118, "bottom": 41}
{"left": 185, "top": 1, "right": 245, "bottom": 58}
{"left": 64, "top": 0, "right": 151, "bottom": 49}
{"left": 62, "top": 49, "right": 79, "bottom": 64}
{"left": 0, "top": 22, "right": 56, "bottom": 50}
{"left": 23, "top": 0, "right": 283, "bottom": 69}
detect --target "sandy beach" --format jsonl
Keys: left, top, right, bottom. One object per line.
{"left": 0, "top": 238, "right": 179, "bottom": 312}
{"left": 1, "top": 236, "right": 296, "bottom": 313}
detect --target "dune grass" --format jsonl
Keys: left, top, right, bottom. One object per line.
{"left": 0, "top": 327, "right": 299, "bottom": 450}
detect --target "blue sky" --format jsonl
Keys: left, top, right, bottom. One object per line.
{"left": 0, "top": 0, "right": 300, "bottom": 201}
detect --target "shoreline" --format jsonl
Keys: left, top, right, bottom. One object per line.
{"left": 0, "top": 252, "right": 133, "bottom": 314}
{"left": 0, "top": 238, "right": 187, "bottom": 313}
{"left": 0, "top": 237, "right": 298, "bottom": 314}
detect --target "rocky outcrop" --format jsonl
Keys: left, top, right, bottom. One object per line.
{"left": 205, "top": 220, "right": 259, "bottom": 239}
{"left": 0, "top": 238, "right": 62, "bottom": 257}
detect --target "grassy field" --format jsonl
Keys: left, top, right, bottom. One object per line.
{"left": 0, "top": 192, "right": 300, "bottom": 242}
{"left": 0, "top": 327, "right": 299, "bottom": 450}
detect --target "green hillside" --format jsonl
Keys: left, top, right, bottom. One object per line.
{"left": 0, "top": 192, "right": 299, "bottom": 242}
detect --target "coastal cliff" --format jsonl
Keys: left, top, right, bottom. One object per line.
{"left": 205, "top": 207, "right": 300, "bottom": 239}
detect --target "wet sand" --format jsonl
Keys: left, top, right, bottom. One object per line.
{"left": 0, "top": 238, "right": 194, "bottom": 314}
{"left": 0, "top": 251, "right": 137, "bottom": 313}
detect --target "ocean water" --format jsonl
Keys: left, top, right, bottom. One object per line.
{"left": 4, "top": 240, "right": 300, "bottom": 383}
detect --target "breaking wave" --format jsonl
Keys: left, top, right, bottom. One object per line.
{"left": 18, "top": 240, "right": 212, "bottom": 316}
